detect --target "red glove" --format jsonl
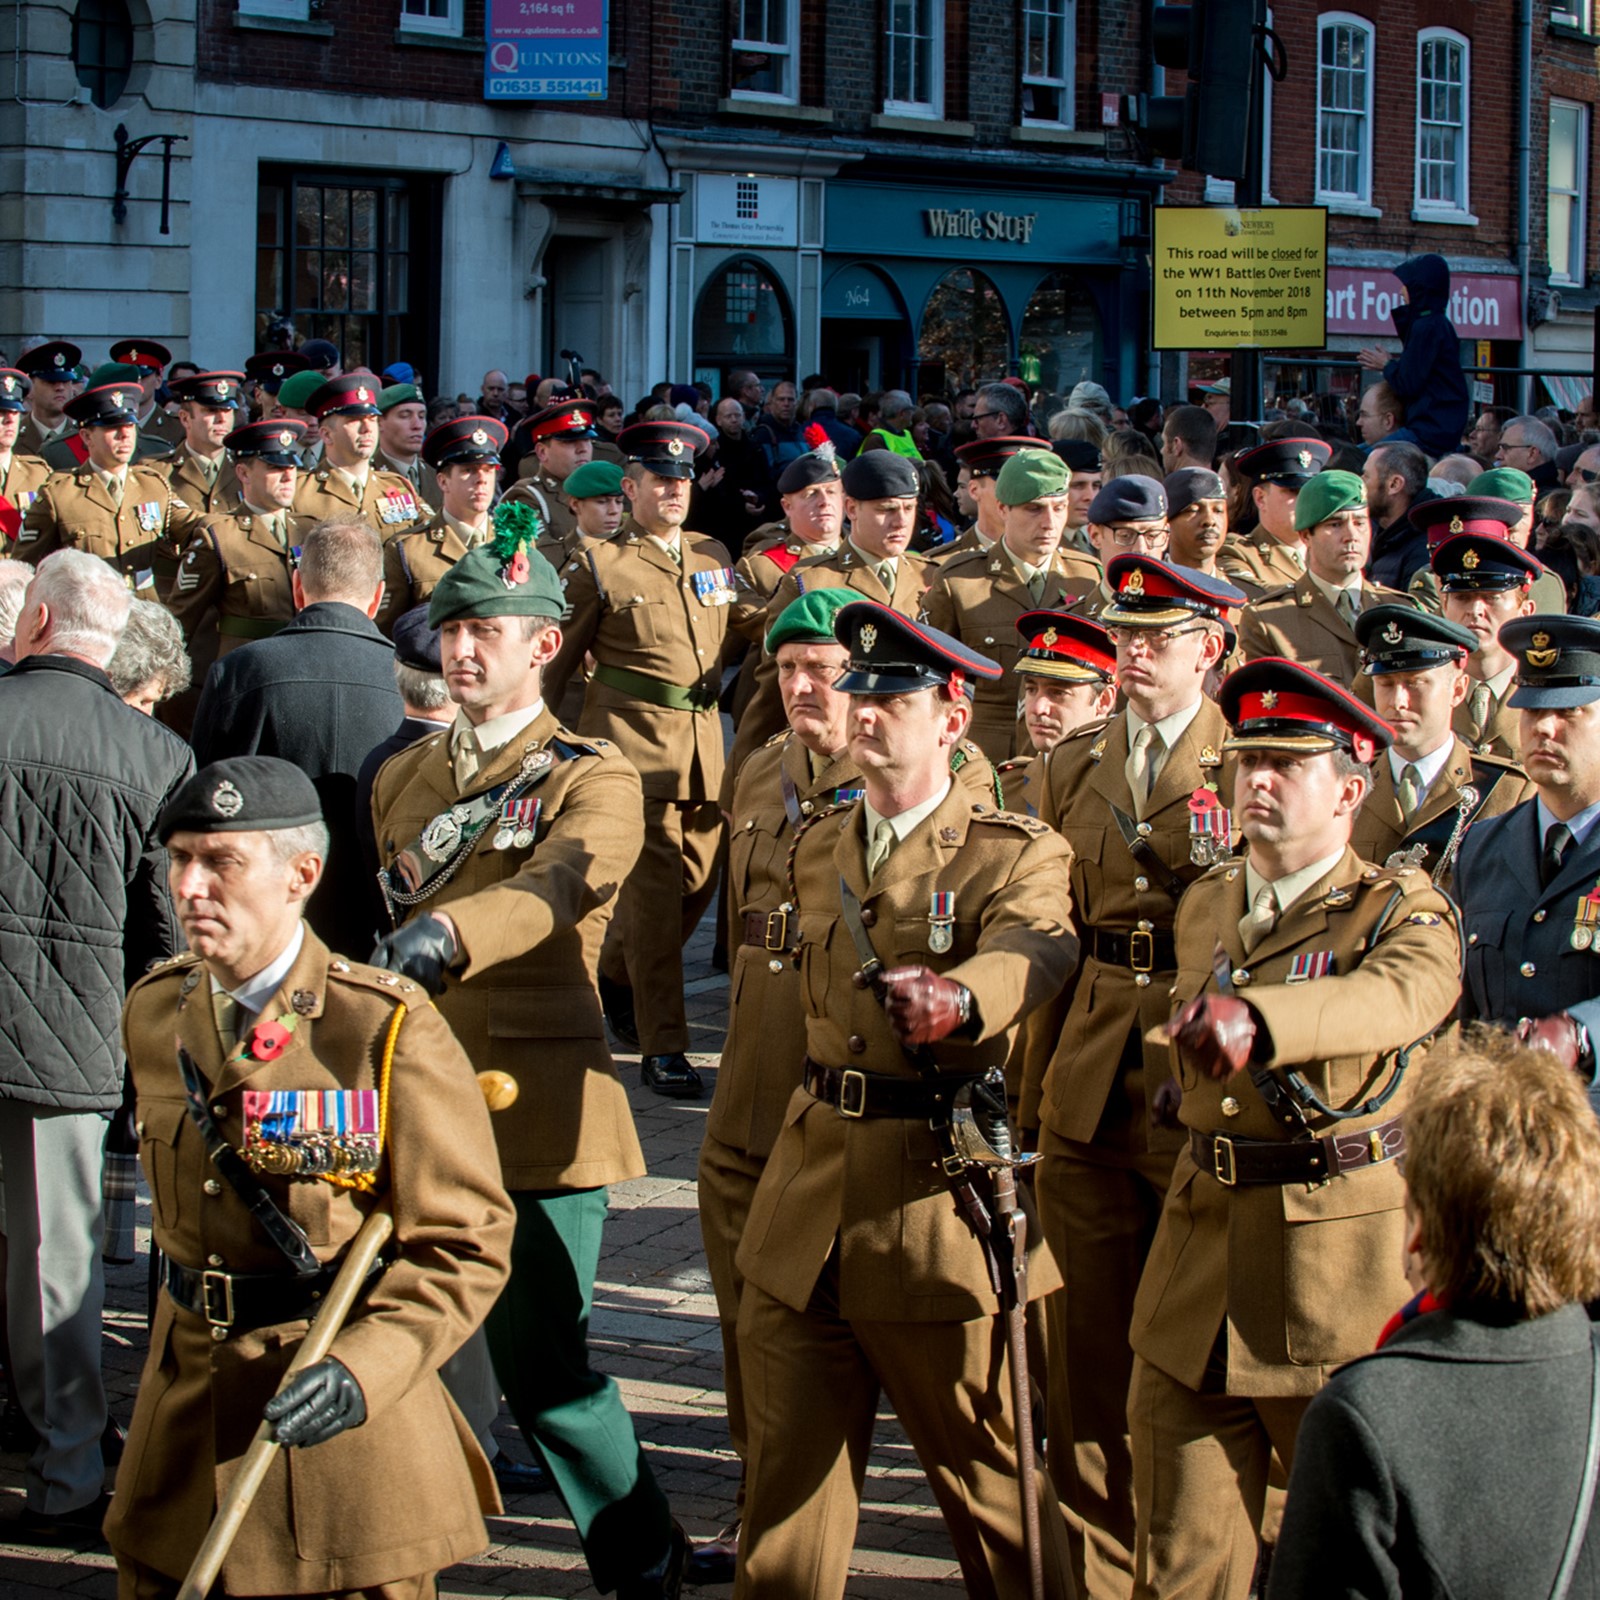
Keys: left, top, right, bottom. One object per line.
{"left": 1150, "top": 1074, "right": 1184, "bottom": 1129}
{"left": 1166, "top": 995, "right": 1257, "bottom": 1080}
{"left": 879, "top": 965, "right": 973, "bottom": 1046}
{"left": 1515, "top": 1012, "right": 1585, "bottom": 1072}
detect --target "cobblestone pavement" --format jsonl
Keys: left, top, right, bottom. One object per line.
{"left": 0, "top": 914, "right": 964, "bottom": 1598}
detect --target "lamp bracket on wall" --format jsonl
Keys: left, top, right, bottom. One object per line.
{"left": 113, "top": 124, "right": 189, "bottom": 233}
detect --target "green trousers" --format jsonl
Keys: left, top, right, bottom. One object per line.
{"left": 484, "top": 1186, "right": 673, "bottom": 1591}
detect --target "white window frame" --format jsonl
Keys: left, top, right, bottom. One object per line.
{"left": 730, "top": 0, "right": 799, "bottom": 104}
{"left": 398, "top": 0, "right": 460, "bottom": 32}
{"left": 239, "top": 0, "right": 309, "bottom": 22}
{"left": 1316, "top": 13, "right": 1376, "bottom": 212}
{"left": 1552, "top": 0, "right": 1593, "bottom": 33}
{"left": 1413, "top": 28, "right": 1472, "bottom": 222}
{"left": 1020, "top": 0, "right": 1075, "bottom": 129}
{"left": 1548, "top": 98, "right": 1590, "bottom": 286}
{"left": 883, "top": 0, "right": 944, "bottom": 119}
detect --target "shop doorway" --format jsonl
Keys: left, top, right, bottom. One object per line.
{"left": 543, "top": 236, "right": 610, "bottom": 382}
{"left": 692, "top": 255, "right": 794, "bottom": 394}
{"left": 917, "top": 268, "right": 1010, "bottom": 396}
{"left": 820, "top": 262, "right": 910, "bottom": 394}
{"left": 1020, "top": 270, "right": 1102, "bottom": 404}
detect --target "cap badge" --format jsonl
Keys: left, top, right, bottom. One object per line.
{"left": 1041, "top": 627, "right": 1059, "bottom": 647}
{"left": 277, "top": 430, "right": 294, "bottom": 449}
{"left": 860, "top": 623, "right": 878, "bottom": 654}
{"left": 666, "top": 438, "right": 685, "bottom": 457}
{"left": 109, "top": 391, "right": 124, "bottom": 408}
{"left": 471, "top": 428, "right": 488, "bottom": 445}
{"left": 217, "top": 381, "right": 231, "bottom": 396}
{"left": 1124, "top": 568, "right": 1146, "bottom": 595}
{"left": 0, "top": 377, "right": 12, "bottom": 395}
{"left": 51, "top": 353, "right": 65, "bottom": 369}
{"left": 1381, "top": 620, "right": 1404, "bottom": 645}
{"left": 128, "top": 350, "right": 140, "bottom": 363}
{"left": 1528, "top": 630, "right": 1560, "bottom": 669}
{"left": 1296, "top": 449, "right": 1313, "bottom": 469}
{"left": 211, "top": 780, "right": 244, "bottom": 818}
{"left": 1449, "top": 515, "right": 1465, "bottom": 534}
{"left": 1461, "top": 549, "right": 1481, "bottom": 570}
{"left": 356, "top": 386, "right": 371, "bottom": 403}
{"left": 271, "top": 362, "right": 285, "bottom": 377}
{"left": 1260, "top": 691, "right": 1279, "bottom": 710}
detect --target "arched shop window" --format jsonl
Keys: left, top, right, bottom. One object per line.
{"left": 693, "top": 256, "right": 794, "bottom": 371}
{"left": 1020, "top": 271, "right": 1101, "bottom": 399}
{"left": 918, "top": 268, "right": 1009, "bottom": 394}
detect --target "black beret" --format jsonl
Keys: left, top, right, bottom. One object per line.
{"left": 158, "top": 757, "right": 323, "bottom": 843}
{"left": 776, "top": 450, "right": 841, "bottom": 495}
{"left": 1165, "top": 467, "right": 1226, "bottom": 517}
{"left": 1051, "top": 439, "right": 1104, "bottom": 474}
{"left": 1088, "top": 475, "right": 1167, "bottom": 523}
{"left": 393, "top": 605, "right": 443, "bottom": 673}
{"left": 841, "top": 451, "right": 920, "bottom": 500}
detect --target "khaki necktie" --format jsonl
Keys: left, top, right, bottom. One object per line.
{"left": 664, "top": 542, "right": 681, "bottom": 567}
{"left": 1239, "top": 886, "right": 1278, "bottom": 954}
{"left": 198, "top": 454, "right": 221, "bottom": 486}
{"left": 1027, "top": 571, "right": 1046, "bottom": 604}
{"left": 1397, "top": 762, "right": 1425, "bottom": 819}
{"left": 1125, "top": 725, "right": 1160, "bottom": 817}
{"left": 452, "top": 727, "right": 481, "bottom": 791}
{"left": 866, "top": 819, "right": 896, "bottom": 878}
{"left": 108, "top": 476, "right": 126, "bottom": 509}
{"left": 1336, "top": 588, "right": 1360, "bottom": 627}
{"left": 1469, "top": 681, "right": 1492, "bottom": 741}
{"left": 211, "top": 988, "right": 239, "bottom": 1053}
{"left": 874, "top": 560, "right": 896, "bottom": 595}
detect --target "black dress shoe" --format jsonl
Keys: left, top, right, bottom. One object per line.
{"left": 599, "top": 974, "right": 640, "bottom": 1049}
{"left": 14, "top": 1490, "right": 111, "bottom": 1546}
{"left": 685, "top": 1521, "right": 738, "bottom": 1584}
{"left": 618, "top": 1519, "right": 688, "bottom": 1600}
{"left": 641, "top": 1054, "right": 704, "bottom": 1099}
{"left": 490, "top": 1450, "right": 552, "bottom": 1496}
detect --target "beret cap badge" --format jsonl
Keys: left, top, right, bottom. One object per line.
{"left": 211, "top": 780, "right": 244, "bottom": 818}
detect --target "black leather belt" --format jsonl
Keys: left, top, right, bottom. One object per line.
{"left": 741, "top": 907, "right": 793, "bottom": 951}
{"left": 1189, "top": 1115, "right": 1405, "bottom": 1187}
{"left": 164, "top": 1253, "right": 380, "bottom": 1334}
{"left": 804, "top": 1059, "right": 981, "bottom": 1120}
{"left": 1091, "top": 926, "right": 1177, "bottom": 973}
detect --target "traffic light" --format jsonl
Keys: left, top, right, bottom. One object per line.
{"left": 1142, "top": 0, "right": 1261, "bottom": 182}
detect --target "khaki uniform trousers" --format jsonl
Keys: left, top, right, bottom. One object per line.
{"left": 600, "top": 796, "right": 722, "bottom": 1055}
{"left": 1129, "top": 1353, "right": 1309, "bottom": 1600}
{"left": 121, "top": 1556, "right": 436, "bottom": 1600}
{"left": 1034, "top": 1122, "right": 1176, "bottom": 1600}
{"left": 734, "top": 1260, "right": 1077, "bottom": 1600}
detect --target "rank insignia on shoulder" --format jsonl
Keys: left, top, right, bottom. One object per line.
{"left": 1286, "top": 951, "right": 1336, "bottom": 983}
{"left": 1406, "top": 912, "right": 1444, "bottom": 927}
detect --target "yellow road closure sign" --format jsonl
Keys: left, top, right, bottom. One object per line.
{"left": 1152, "top": 207, "right": 1328, "bottom": 351}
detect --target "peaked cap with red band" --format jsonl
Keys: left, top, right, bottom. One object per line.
{"left": 308, "top": 375, "right": 381, "bottom": 418}
{"left": 833, "top": 599, "right": 1001, "bottom": 700}
{"left": 1411, "top": 495, "right": 1525, "bottom": 551}
{"left": 954, "top": 435, "right": 1040, "bottom": 478}
{"left": 619, "top": 419, "right": 711, "bottom": 481}
{"left": 525, "top": 397, "right": 598, "bottom": 443}
{"left": 172, "top": 370, "right": 244, "bottom": 409}
{"left": 1220, "top": 657, "right": 1395, "bottom": 764}
{"left": 109, "top": 338, "right": 171, "bottom": 373}
{"left": 65, "top": 384, "right": 140, "bottom": 428}
{"left": 1013, "top": 609, "right": 1116, "bottom": 682}
{"left": 1102, "top": 554, "right": 1246, "bottom": 629}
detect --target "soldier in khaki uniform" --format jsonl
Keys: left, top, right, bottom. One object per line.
{"left": 501, "top": 397, "right": 598, "bottom": 553}
{"left": 376, "top": 415, "right": 508, "bottom": 634}
{"left": 923, "top": 448, "right": 1102, "bottom": 762}
{"left": 1165, "top": 466, "right": 1254, "bottom": 588}
{"left": 1408, "top": 470, "right": 1567, "bottom": 616}
{"left": 109, "top": 336, "right": 187, "bottom": 454}
{"left": 939, "top": 434, "right": 1042, "bottom": 563}
{"left": 370, "top": 531, "right": 691, "bottom": 1597}
{"left": 1237, "top": 470, "right": 1411, "bottom": 688}
{"left": 0, "top": 368, "right": 50, "bottom": 538}
{"left": 729, "top": 451, "right": 938, "bottom": 777}
{"left": 13, "top": 384, "right": 198, "bottom": 596}
{"left": 376, "top": 383, "right": 441, "bottom": 512}
{"left": 162, "top": 370, "right": 245, "bottom": 513}
{"left": 697, "top": 590, "right": 1002, "bottom": 1584}
{"left": 1417, "top": 507, "right": 1544, "bottom": 762}
{"left": 1127, "top": 660, "right": 1462, "bottom": 1600}
{"left": 293, "top": 376, "right": 423, "bottom": 535}
{"left": 13, "top": 341, "right": 82, "bottom": 459}
{"left": 244, "top": 348, "right": 311, "bottom": 419}
{"left": 544, "top": 419, "right": 732, "bottom": 1100}
{"left": 1067, "top": 474, "right": 1178, "bottom": 619}
{"left": 1219, "top": 437, "right": 1331, "bottom": 591}
{"left": 1349, "top": 603, "right": 1532, "bottom": 887}
{"left": 561, "top": 457, "right": 627, "bottom": 542}
{"left": 37, "top": 362, "right": 179, "bottom": 471}
{"left": 734, "top": 598, "right": 1077, "bottom": 1598}
{"left": 1023, "top": 555, "right": 1245, "bottom": 1599}
{"left": 109, "top": 754, "right": 514, "bottom": 1600}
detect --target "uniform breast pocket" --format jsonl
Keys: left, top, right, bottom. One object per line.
{"left": 282, "top": 1173, "right": 333, "bottom": 1248}
{"left": 614, "top": 596, "right": 664, "bottom": 647}
{"left": 1463, "top": 909, "right": 1509, "bottom": 1018}
{"left": 138, "top": 1098, "right": 190, "bottom": 1228}
{"left": 798, "top": 919, "right": 839, "bottom": 1019}
{"left": 1065, "top": 825, "right": 1106, "bottom": 918}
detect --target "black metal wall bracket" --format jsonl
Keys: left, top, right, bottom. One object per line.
{"left": 113, "top": 124, "right": 189, "bottom": 233}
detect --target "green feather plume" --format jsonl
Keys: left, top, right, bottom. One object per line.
{"left": 490, "top": 500, "right": 543, "bottom": 560}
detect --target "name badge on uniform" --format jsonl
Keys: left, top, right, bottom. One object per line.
{"left": 136, "top": 500, "right": 162, "bottom": 533}
{"left": 493, "top": 796, "right": 541, "bottom": 851}
{"left": 1286, "top": 951, "right": 1336, "bottom": 984}
{"left": 928, "top": 891, "right": 955, "bottom": 954}
{"left": 1188, "top": 787, "right": 1232, "bottom": 866}
{"left": 691, "top": 567, "right": 737, "bottom": 606}
{"left": 241, "top": 1089, "right": 380, "bottom": 1178}
{"left": 1573, "top": 887, "right": 1600, "bottom": 951}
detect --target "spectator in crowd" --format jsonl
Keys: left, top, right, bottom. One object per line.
{"left": 0, "top": 557, "right": 34, "bottom": 665}
{"left": 1066, "top": 379, "right": 1114, "bottom": 427}
{"left": 1567, "top": 442, "right": 1600, "bottom": 488}
{"left": 728, "top": 368, "right": 765, "bottom": 423}
{"left": 694, "top": 396, "right": 773, "bottom": 545}
{"left": 595, "top": 395, "right": 625, "bottom": 445}
{"left": 1048, "top": 405, "right": 1107, "bottom": 448}
{"left": 1160, "top": 403, "right": 1219, "bottom": 473}
{"left": 0, "top": 550, "right": 191, "bottom": 1540}
{"left": 1357, "top": 254, "right": 1470, "bottom": 459}
{"left": 1128, "top": 395, "right": 1164, "bottom": 454}
{"left": 1355, "top": 381, "right": 1405, "bottom": 449}
{"left": 859, "top": 388, "right": 922, "bottom": 457}
{"left": 107, "top": 598, "right": 192, "bottom": 715}
{"left": 1198, "top": 376, "right": 1230, "bottom": 427}
{"left": 1270, "top": 1036, "right": 1600, "bottom": 1600}
{"left": 191, "top": 516, "right": 400, "bottom": 959}
{"left": 1466, "top": 405, "right": 1513, "bottom": 462}
{"left": 1496, "top": 415, "right": 1562, "bottom": 493}
{"left": 1364, "top": 441, "right": 1433, "bottom": 589}
{"left": 1431, "top": 453, "right": 1485, "bottom": 492}
{"left": 749, "top": 379, "right": 805, "bottom": 480}
{"left": 1103, "top": 426, "right": 1158, "bottom": 473}
{"left": 1570, "top": 481, "right": 1600, "bottom": 534}
{"left": 972, "top": 380, "right": 1031, "bottom": 442}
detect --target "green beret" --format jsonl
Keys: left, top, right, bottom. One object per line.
{"left": 377, "top": 383, "right": 421, "bottom": 413}
{"left": 86, "top": 361, "right": 145, "bottom": 389}
{"left": 1467, "top": 467, "right": 1536, "bottom": 506}
{"left": 1293, "top": 469, "right": 1367, "bottom": 532}
{"left": 765, "top": 587, "right": 856, "bottom": 654}
{"left": 994, "top": 447, "right": 1070, "bottom": 507}
{"left": 562, "top": 460, "right": 625, "bottom": 499}
{"left": 427, "top": 503, "right": 565, "bottom": 626}
{"left": 276, "top": 370, "right": 327, "bottom": 412}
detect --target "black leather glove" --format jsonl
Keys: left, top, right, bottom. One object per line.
{"left": 970, "top": 1070, "right": 1012, "bottom": 1162}
{"left": 263, "top": 1357, "right": 367, "bottom": 1448}
{"left": 369, "top": 914, "right": 459, "bottom": 995}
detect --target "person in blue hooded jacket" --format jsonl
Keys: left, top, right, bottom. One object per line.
{"left": 1358, "top": 254, "right": 1469, "bottom": 460}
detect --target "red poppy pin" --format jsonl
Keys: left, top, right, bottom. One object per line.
{"left": 244, "top": 1014, "right": 298, "bottom": 1061}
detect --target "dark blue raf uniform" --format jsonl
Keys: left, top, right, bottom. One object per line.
{"left": 1455, "top": 615, "right": 1600, "bottom": 1105}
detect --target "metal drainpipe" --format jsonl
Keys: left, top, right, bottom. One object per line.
{"left": 1515, "top": 0, "right": 1534, "bottom": 412}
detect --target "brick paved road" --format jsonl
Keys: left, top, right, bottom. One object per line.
{"left": 0, "top": 915, "right": 963, "bottom": 1598}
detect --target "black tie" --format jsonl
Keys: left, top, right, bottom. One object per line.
{"left": 1541, "top": 822, "right": 1573, "bottom": 889}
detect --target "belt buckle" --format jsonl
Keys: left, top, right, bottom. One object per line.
{"left": 838, "top": 1069, "right": 868, "bottom": 1119}
{"left": 1211, "top": 1135, "right": 1238, "bottom": 1187}
{"left": 200, "top": 1269, "right": 235, "bottom": 1328}
{"left": 1130, "top": 928, "right": 1155, "bottom": 973}
{"left": 765, "top": 907, "right": 789, "bottom": 951}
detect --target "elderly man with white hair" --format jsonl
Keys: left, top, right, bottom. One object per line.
{"left": 0, "top": 549, "right": 193, "bottom": 1540}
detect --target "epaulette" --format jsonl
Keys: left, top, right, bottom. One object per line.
{"left": 1257, "top": 582, "right": 1298, "bottom": 603}
{"left": 793, "top": 546, "right": 839, "bottom": 571}
{"left": 324, "top": 957, "right": 424, "bottom": 1001}
{"left": 549, "top": 733, "right": 605, "bottom": 760}
{"left": 143, "top": 949, "right": 200, "bottom": 976}
{"left": 971, "top": 808, "right": 1052, "bottom": 838}
{"left": 936, "top": 546, "right": 989, "bottom": 575}
{"left": 1062, "top": 716, "right": 1111, "bottom": 744}
{"left": 996, "top": 755, "right": 1031, "bottom": 774}
{"left": 1469, "top": 750, "right": 1525, "bottom": 778}
{"left": 763, "top": 729, "right": 790, "bottom": 749}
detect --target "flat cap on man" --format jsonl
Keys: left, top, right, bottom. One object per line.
{"left": 1504, "top": 617, "right": 1600, "bottom": 709}
{"left": 1431, "top": 533, "right": 1543, "bottom": 591}
{"left": 171, "top": 371, "right": 244, "bottom": 409}
{"left": 1293, "top": 469, "right": 1367, "bottom": 532}
{"left": 619, "top": 420, "right": 709, "bottom": 481}
{"left": 563, "top": 460, "right": 626, "bottom": 499}
{"left": 994, "top": 448, "right": 1069, "bottom": 507}
{"left": 1164, "top": 467, "right": 1226, "bottom": 517}
{"left": 393, "top": 605, "right": 443, "bottom": 674}
{"left": 1355, "top": 604, "right": 1477, "bottom": 675}
{"left": 226, "top": 419, "right": 307, "bottom": 465}
{"left": 954, "top": 435, "right": 1039, "bottom": 478}
{"left": 1013, "top": 609, "right": 1116, "bottom": 682}
{"left": 65, "top": 384, "right": 140, "bottom": 428}
{"left": 765, "top": 587, "right": 856, "bottom": 654}
{"left": 833, "top": 599, "right": 1001, "bottom": 697}
{"left": 158, "top": 756, "right": 323, "bottom": 843}
{"left": 1234, "top": 437, "right": 1332, "bottom": 486}
{"left": 841, "top": 451, "right": 919, "bottom": 500}
{"left": 427, "top": 504, "right": 566, "bottom": 626}
{"left": 1101, "top": 555, "right": 1245, "bottom": 627}
{"left": 422, "top": 415, "right": 507, "bottom": 470}
{"left": 1088, "top": 475, "right": 1167, "bottom": 525}
{"left": 1220, "top": 658, "right": 1395, "bottom": 763}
